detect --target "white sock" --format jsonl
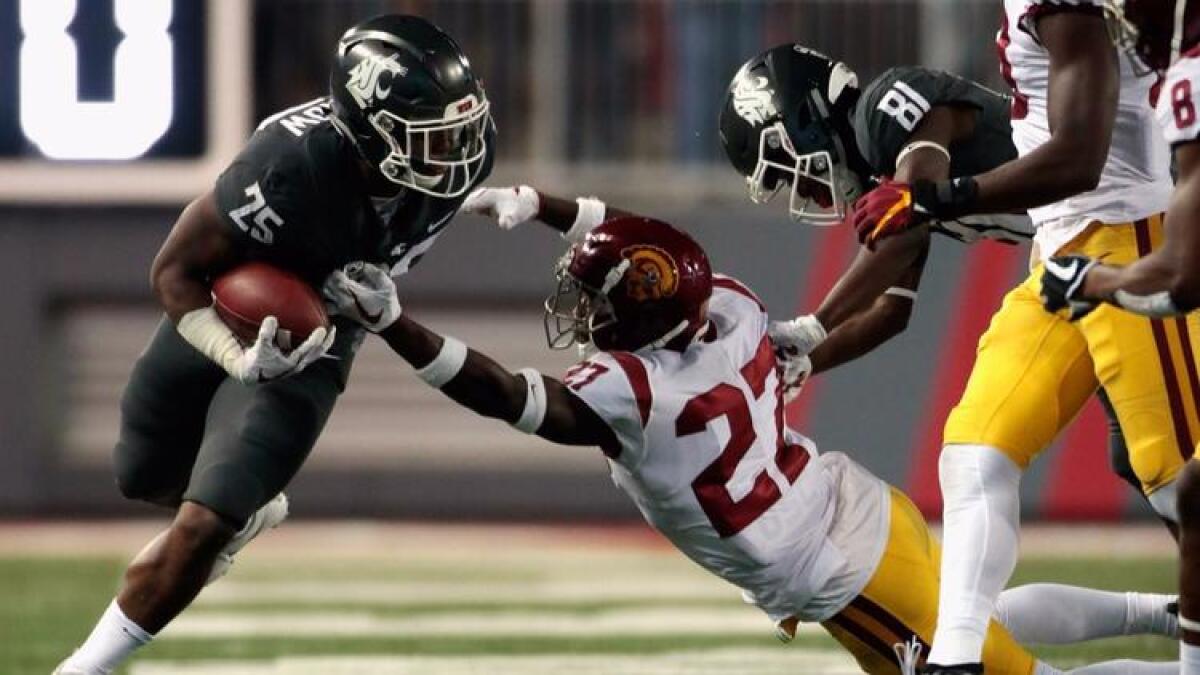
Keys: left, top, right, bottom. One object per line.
{"left": 995, "top": 584, "right": 1177, "bottom": 643}
{"left": 928, "top": 444, "right": 1022, "bottom": 666}
{"left": 60, "top": 599, "right": 154, "bottom": 674}
{"left": 1184, "top": 640, "right": 1200, "bottom": 675}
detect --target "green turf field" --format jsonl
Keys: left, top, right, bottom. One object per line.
{"left": 1, "top": 538, "right": 1179, "bottom": 675}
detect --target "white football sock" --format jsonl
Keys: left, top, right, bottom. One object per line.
{"left": 928, "top": 444, "right": 1022, "bottom": 666}
{"left": 1184, "top": 640, "right": 1200, "bottom": 675}
{"left": 995, "top": 584, "right": 1177, "bottom": 643}
{"left": 59, "top": 599, "right": 154, "bottom": 674}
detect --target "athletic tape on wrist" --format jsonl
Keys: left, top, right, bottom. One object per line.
{"left": 415, "top": 336, "right": 468, "bottom": 388}
{"left": 884, "top": 287, "right": 919, "bottom": 301}
{"left": 1113, "top": 289, "right": 1181, "bottom": 318}
{"left": 512, "top": 368, "right": 548, "bottom": 434}
{"left": 564, "top": 197, "right": 607, "bottom": 244}
{"left": 894, "top": 141, "right": 950, "bottom": 172}
{"left": 176, "top": 305, "right": 244, "bottom": 376}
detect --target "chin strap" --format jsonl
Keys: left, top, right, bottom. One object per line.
{"left": 640, "top": 319, "right": 695, "bottom": 353}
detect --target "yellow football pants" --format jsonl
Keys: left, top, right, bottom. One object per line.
{"left": 944, "top": 216, "right": 1200, "bottom": 496}
{"left": 820, "top": 488, "right": 1036, "bottom": 674}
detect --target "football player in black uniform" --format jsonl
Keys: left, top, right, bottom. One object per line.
{"left": 55, "top": 15, "right": 495, "bottom": 674}
{"left": 719, "top": 44, "right": 1028, "bottom": 341}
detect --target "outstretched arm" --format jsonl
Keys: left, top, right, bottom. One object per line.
{"left": 462, "top": 186, "right": 634, "bottom": 241}
{"left": 324, "top": 264, "right": 616, "bottom": 448}
{"left": 1047, "top": 142, "right": 1200, "bottom": 318}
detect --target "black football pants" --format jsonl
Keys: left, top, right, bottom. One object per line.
{"left": 113, "top": 317, "right": 360, "bottom": 525}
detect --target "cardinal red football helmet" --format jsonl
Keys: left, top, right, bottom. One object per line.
{"left": 544, "top": 217, "right": 713, "bottom": 353}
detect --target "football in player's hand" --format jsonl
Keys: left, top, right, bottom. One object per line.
{"left": 213, "top": 262, "right": 329, "bottom": 350}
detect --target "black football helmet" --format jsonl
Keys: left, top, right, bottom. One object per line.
{"left": 719, "top": 45, "right": 868, "bottom": 225}
{"left": 1105, "top": 0, "right": 1200, "bottom": 75}
{"left": 329, "top": 15, "right": 491, "bottom": 198}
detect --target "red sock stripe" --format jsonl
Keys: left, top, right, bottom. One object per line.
{"left": 1134, "top": 220, "right": 1195, "bottom": 460}
{"left": 906, "top": 243, "right": 1025, "bottom": 514}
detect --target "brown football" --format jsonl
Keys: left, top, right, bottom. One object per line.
{"left": 212, "top": 262, "right": 329, "bottom": 351}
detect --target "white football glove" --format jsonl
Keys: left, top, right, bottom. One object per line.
{"left": 233, "top": 316, "right": 335, "bottom": 384}
{"left": 462, "top": 185, "right": 540, "bottom": 230}
{"left": 768, "top": 315, "right": 827, "bottom": 403}
{"left": 177, "top": 307, "right": 334, "bottom": 385}
{"left": 322, "top": 262, "right": 402, "bottom": 332}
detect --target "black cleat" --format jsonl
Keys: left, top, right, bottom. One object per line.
{"left": 922, "top": 664, "right": 984, "bottom": 675}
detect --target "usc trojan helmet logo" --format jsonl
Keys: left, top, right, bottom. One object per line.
{"left": 623, "top": 245, "right": 679, "bottom": 302}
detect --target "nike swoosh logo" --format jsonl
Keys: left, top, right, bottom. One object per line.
{"left": 427, "top": 212, "right": 454, "bottom": 233}
{"left": 352, "top": 294, "right": 383, "bottom": 324}
{"left": 1044, "top": 259, "right": 1079, "bottom": 279}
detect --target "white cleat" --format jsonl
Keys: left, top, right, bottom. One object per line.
{"left": 206, "top": 493, "right": 290, "bottom": 584}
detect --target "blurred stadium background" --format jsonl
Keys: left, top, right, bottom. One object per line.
{"left": 0, "top": 1, "right": 1179, "bottom": 673}
{"left": 0, "top": 0, "right": 1151, "bottom": 522}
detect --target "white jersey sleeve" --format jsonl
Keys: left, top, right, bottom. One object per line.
{"left": 563, "top": 351, "right": 652, "bottom": 464}
{"left": 1158, "top": 55, "right": 1200, "bottom": 147}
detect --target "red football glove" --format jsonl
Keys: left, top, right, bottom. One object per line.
{"left": 850, "top": 179, "right": 920, "bottom": 248}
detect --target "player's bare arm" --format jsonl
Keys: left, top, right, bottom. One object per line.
{"left": 854, "top": 12, "right": 1118, "bottom": 245}
{"left": 772, "top": 103, "right": 958, "bottom": 372}
{"left": 1074, "top": 142, "right": 1200, "bottom": 315}
{"left": 463, "top": 185, "right": 634, "bottom": 240}
{"left": 147, "top": 189, "right": 334, "bottom": 383}
{"left": 972, "top": 12, "right": 1117, "bottom": 211}
{"left": 149, "top": 189, "right": 241, "bottom": 323}
{"left": 809, "top": 240, "right": 928, "bottom": 374}
{"left": 819, "top": 104, "right": 966, "bottom": 327}
{"left": 324, "top": 263, "right": 616, "bottom": 449}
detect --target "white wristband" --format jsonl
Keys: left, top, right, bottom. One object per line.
{"left": 176, "top": 306, "right": 244, "bottom": 376}
{"left": 415, "top": 336, "right": 468, "bottom": 388}
{"left": 1113, "top": 289, "right": 1181, "bottom": 318}
{"left": 894, "top": 140, "right": 950, "bottom": 172}
{"left": 564, "top": 197, "right": 607, "bottom": 244}
{"left": 512, "top": 368, "right": 548, "bottom": 434}
{"left": 884, "top": 287, "right": 919, "bottom": 301}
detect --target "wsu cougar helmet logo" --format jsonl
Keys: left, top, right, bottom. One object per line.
{"left": 623, "top": 246, "right": 679, "bottom": 302}
{"left": 732, "top": 75, "right": 778, "bottom": 126}
{"left": 345, "top": 53, "right": 408, "bottom": 109}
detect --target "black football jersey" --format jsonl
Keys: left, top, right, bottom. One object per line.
{"left": 214, "top": 97, "right": 494, "bottom": 287}
{"left": 852, "top": 66, "right": 1031, "bottom": 243}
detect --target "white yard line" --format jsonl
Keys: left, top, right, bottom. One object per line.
{"left": 130, "top": 647, "right": 861, "bottom": 675}
{"left": 161, "top": 607, "right": 826, "bottom": 639}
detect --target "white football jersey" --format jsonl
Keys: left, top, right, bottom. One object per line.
{"left": 1157, "top": 54, "right": 1200, "bottom": 146}
{"left": 565, "top": 276, "right": 889, "bottom": 623}
{"left": 998, "top": 0, "right": 1172, "bottom": 259}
